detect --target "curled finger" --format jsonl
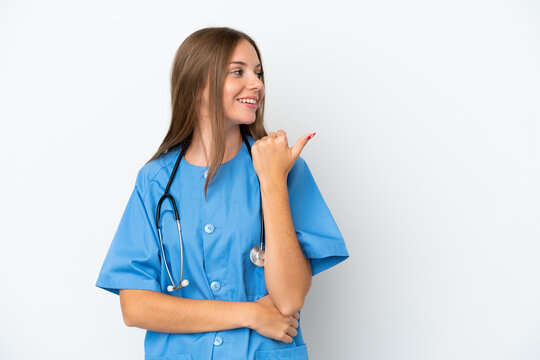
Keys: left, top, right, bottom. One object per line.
{"left": 288, "top": 326, "right": 298, "bottom": 338}
{"left": 282, "top": 334, "right": 293, "bottom": 344}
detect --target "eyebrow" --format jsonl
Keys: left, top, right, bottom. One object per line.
{"left": 229, "top": 61, "right": 262, "bottom": 69}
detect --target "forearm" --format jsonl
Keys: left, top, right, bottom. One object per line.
{"left": 260, "top": 179, "right": 312, "bottom": 316}
{"left": 119, "top": 289, "right": 255, "bottom": 333}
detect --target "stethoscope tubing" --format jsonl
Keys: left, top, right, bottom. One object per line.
{"left": 155, "top": 132, "right": 265, "bottom": 292}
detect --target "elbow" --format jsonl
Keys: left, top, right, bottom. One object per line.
{"left": 121, "top": 306, "right": 137, "bottom": 327}
{"left": 270, "top": 277, "right": 312, "bottom": 316}
{"left": 122, "top": 313, "right": 136, "bottom": 327}
{"left": 119, "top": 290, "right": 141, "bottom": 327}
{"left": 275, "top": 297, "right": 305, "bottom": 317}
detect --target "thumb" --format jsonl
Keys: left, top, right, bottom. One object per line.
{"left": 290, "top": 132, "right": 315, "bottom": 162}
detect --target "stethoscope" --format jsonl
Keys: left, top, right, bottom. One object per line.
{"left": 156, "top": 131, "right": 266, "bottom": 292}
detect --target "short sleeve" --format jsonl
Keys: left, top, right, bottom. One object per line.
{"left": 287, "top": 157, "right": 349, "bottom": 276}
{"left": 95, "top": 171, "right": 161, "bottom": 295}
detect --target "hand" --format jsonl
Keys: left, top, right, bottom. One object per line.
{"left": 251, "top": 130, "right": 313, "bottom": 185}
{"left": 250, "top": 294, "right": 300, "bottom": 343}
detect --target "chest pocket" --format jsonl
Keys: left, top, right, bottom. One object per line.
{"left": 255, "top": 345, "right": 308, "bottom": 360}
{"left": 242, "top": 230, "right": 267, "bottom": 300}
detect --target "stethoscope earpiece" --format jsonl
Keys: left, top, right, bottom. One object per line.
{"left": 167, "top": 279, "right": 190, "bottom": 292}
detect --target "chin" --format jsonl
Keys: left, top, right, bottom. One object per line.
{"left": 230, "top": 116, "right": 257, "bottom": 126}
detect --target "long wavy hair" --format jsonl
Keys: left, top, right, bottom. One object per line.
{"left": 147, "top": 27, "right": 268, "bottom": 199}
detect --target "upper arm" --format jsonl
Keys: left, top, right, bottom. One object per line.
{"left": 96, "top": 170, "right": 163, "bottom": 296}
{"left": 287, "top": 156, "right": 349, "bottom": 276}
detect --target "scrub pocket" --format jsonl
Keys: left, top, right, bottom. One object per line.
{"left": 145, "top": 354, "right": 192, "bottom": 360}
{"left": 242, "top": 230, "right": 267, "bottom": 299}
{"left": 255, "top": 344, "right": 309, "bottom": 360}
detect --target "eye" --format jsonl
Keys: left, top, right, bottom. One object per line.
{"left": 230, "top": 69, "right": 264, "bottom": 80}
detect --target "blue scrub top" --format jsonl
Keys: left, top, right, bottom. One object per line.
{"left": 96, "top": 135, "right": 349, "bottom": 360}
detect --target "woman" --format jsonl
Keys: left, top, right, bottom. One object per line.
{"left": 96, "top": 27, "right": 349, "bottom": 360}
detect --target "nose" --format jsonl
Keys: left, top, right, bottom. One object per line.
{"left": 247, "top": 71, "right": 264, "bottom": 90}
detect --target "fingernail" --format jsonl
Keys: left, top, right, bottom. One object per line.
{"left": 307, "top": 132, "right": 316, "bottom": 140}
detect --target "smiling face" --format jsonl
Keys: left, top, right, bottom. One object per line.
{"left": 223, "top": 39, "right": 265, "bottom": 127}
{"left": 199, "top": 39, "right": 265, "bottom": 131}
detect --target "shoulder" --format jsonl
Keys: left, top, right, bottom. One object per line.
{"left": 134, "top": 147, "right": 181, "bottom": 196}
{"left": 289, "top": 155, "right": 309, "bottom": 179}
{"left": 286, "top": 155, "right": 313, "bottom": 195}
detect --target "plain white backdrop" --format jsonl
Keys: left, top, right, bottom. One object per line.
{"left": 1, "top": 0, "right": 539, "bottom": 359}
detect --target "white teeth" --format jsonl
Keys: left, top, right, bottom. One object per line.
{"left": 238, "top": 98, "right": 257, "bottom": 104}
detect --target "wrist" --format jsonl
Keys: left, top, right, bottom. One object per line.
{"left": 259, "top": 176, "right": 287, "bottom": 195}
{"left": 242, "top": 302, "right": 259, "bottom": 329}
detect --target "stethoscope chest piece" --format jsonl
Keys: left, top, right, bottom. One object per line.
{"left": 250, "top": 245, "right": 265, "bottom": 267}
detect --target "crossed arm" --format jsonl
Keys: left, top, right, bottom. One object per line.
{"left": 119, "top": 177, "right": 311, "bottom": 333}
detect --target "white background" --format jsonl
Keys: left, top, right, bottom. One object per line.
{"left": 1, "top": 0, "right": 539, "bottom": 359}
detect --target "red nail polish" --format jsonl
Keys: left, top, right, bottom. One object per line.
{"left": 307, "top": 132, "right": 316, "bottom": 140}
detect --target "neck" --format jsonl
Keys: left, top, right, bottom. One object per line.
{"left": 185, "top": 123, "right": 242, "bottom": 166}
